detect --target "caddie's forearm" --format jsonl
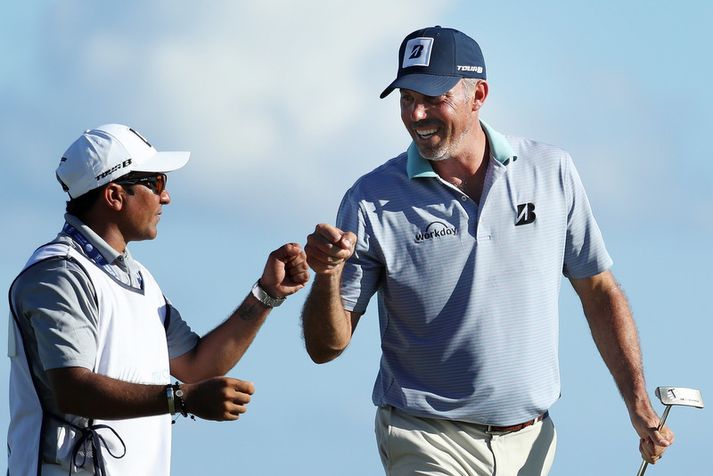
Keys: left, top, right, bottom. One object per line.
{"left": 48, "top": 367, "right": 171, "bottom": 420}
{"left": 301, "top": 271, "right": 353, "bottom": 363}
{"left": 174, "top": 294, "right": 271, "bottom": 383}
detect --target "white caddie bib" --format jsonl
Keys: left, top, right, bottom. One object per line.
{"left": 8, "top": 242, "right": 173, "bottom": 476}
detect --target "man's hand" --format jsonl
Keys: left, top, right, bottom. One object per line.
{"left": 630, "top": 406, "right": 674, "bottom": 465}
{"left": 305, "top": 224, "right": 356, "bottom": 275}
{"left": 259, "top": 243, "right": 309, "bottom": 298}
{"left": 180, "top": 376, "right": 255, "bottom": 421}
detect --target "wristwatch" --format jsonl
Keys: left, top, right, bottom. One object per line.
{"left": 165, "top": 384, "right": 176, "bottom": 415}
{"left": 251, "top": 280, "right": 286, "bottom": 308}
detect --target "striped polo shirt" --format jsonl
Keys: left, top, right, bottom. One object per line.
{"left": 336, "top": 121, "right": 612, "bottom": 426}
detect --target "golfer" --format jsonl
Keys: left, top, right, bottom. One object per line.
{"left": 301, "top": 26, "right": 673, "bottom": 475}
{"left": 7, "top": 124, "right": 309, "bottom": 475}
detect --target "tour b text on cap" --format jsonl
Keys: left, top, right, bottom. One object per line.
{"left": 56, "top": 123, "right": 190, "bottom": 199}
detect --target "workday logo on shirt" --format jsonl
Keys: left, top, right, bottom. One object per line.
{"left": 415, "top": 221, "right": 458, "bottom": 242}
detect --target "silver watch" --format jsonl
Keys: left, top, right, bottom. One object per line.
{"left": 251, "top": 281, "right": 286, "bottom": 308}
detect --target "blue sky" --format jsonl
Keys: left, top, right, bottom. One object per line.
{"left": 2, "top": 1, "right": 711, "bottom": 474}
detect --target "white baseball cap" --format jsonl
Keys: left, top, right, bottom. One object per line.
{"left": 56, "top": 123, "right": 190, "bottom": 199}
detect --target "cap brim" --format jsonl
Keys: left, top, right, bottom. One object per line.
{"left": 134, "top": 151, "right": 190, "bottom": 173}
{"left": 380, "top": 75, "right": 461, "bottom": 99}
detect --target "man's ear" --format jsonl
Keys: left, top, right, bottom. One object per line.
{"left": 103, "top": 183, "right": 126, "bottom": 211}
{"left": 473, "top": 80, "right": 489, "bottom": 112}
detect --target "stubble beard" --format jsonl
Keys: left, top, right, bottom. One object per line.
{"left": 418, "top": 122, "right": 473, "bottom": 162}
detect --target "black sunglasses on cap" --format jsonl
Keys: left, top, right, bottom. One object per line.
{"left": 114, "top": 173, "right": 167, "bottom": 195}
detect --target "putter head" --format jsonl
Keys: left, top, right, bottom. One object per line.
{"left": 655, "top": 386, "right": 704, "bottom": 409}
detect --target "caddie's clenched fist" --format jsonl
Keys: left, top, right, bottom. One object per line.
{"left": 180, "top": 376, "right": 255, "bottom": 421}
{"left": 259, "top": 243, "right": 309, "bottom": 298}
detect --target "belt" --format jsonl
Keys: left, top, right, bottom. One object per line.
{"left": 475, "top": 411, "right": 549, "bottom": 433}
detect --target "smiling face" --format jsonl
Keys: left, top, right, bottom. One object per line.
{"left": 399, "top": 79, "right": 483, "bottom": 161}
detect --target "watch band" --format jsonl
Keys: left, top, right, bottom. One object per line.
{"left": 165, "top": 384, "right": 175, "bottom": 415}
{"left": 251, "top": 280, "right": 286, "bottom": 308}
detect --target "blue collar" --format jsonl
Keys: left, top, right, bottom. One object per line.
{"left": 407, "top": 120, "right": 518, "bottom": 179}
{"left": 62, "top": 214, "right": 143, "bottom": 290}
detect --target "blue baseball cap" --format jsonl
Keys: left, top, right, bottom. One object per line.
{"left": 380, "top": 26, "right": 486, "bottom": 99}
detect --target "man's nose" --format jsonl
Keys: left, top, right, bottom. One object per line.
{"left": 409, "top": 101, "right": 428, "bottom": 122}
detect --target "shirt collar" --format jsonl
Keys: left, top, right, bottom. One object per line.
{"left": 64, "top": 213, "right": 124, "bottom": 265}
{"left": 406, "top": 120, "right": 518, "bottom": 179}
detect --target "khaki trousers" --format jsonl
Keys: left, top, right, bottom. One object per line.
{"left": 376, "top": 406, "right": 557, "bottom": 476}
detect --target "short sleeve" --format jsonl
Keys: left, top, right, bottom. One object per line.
{"left": 10, "top": 257, "right": 99, "bottom": 371}
{"left": 562, "top": 154, "right": 613, "bottom": 278}
{"left": 163, "top": 301, "right": 199, "bottom": 359}
{"left": 336, "top": 188, "right": 384, "bottom": 313}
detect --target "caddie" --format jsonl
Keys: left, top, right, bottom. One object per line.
{"left": 7, "top": 123, "right": 309, "bottom": 475}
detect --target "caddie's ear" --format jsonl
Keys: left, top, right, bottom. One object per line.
{"left": 473, "top": 80, "right": 488, "bottom": 112}
{"left": 103, "top": 183, "right": 127, "bottom": 212}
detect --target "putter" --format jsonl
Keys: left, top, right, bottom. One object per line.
{"left": 635, "top": 386, "right": 704, "bottom": 476}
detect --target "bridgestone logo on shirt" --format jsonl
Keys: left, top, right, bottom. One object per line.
{"left": 96, "top": 159, "right": 132, "bottom": 181}
{"left": 415, "top": 221, "right": 458, "bottom": 242}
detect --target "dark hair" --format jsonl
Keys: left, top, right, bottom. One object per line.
{"left": 65, "top": 186, "right": 106, "bottom": 219}
{"left": 65, "top": 172, "right": 147, "bottom": 219}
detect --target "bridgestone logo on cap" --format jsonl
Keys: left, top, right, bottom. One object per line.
{"left": 402, "top": 37, "right": 434, "bottom": 68}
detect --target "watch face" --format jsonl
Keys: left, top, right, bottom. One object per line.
{"left": 175, "top": 389, "right": 184, "bottom": 397}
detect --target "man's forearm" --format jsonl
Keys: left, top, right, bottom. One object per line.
{"left": 48, "top": 367, "right": 169, "bottom": 420}
{"left": 172, "top": 294, "right": 271, "bottom": 383}
{"left": 172, "top": 242, "right": 309, "bottom": 382}
{"left": 574, "top": 272, "right": 650, "bottom": 411}
{"left": 301, "top": 272, "right": 354, "bottom": 363}
{"left": 49, "top": 367, "right": 255, "bottom": 422}
{"left": 586, "top": 285, "right": 647, "bottom": 405}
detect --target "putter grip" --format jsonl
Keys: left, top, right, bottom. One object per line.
{"left": 635, "top": 406, "right": 671, "bottom": 476}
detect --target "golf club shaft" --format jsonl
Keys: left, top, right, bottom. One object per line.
{"left": 635, "top": 406, "right": 671, "bottom": 476}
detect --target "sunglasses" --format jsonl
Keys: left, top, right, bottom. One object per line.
{"left": 115, "top": 173, "right": 167, "bottom": 195}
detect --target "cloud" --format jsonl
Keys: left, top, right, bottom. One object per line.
{"left": 10, "top": 0, "right": 452, "bottom": 218}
